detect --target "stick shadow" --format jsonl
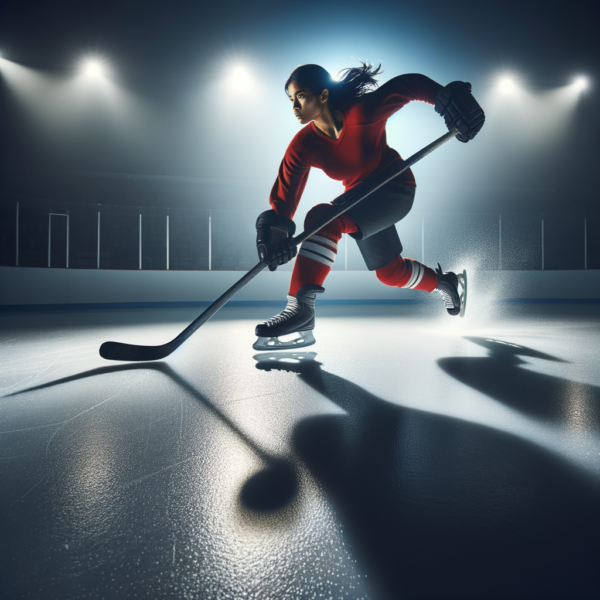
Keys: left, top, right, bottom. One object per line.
{"left": 8, "top": 363, "right": 297, "bottom": 513}
{"left": 254, "top": 351, "right": 600, "bottom": 600}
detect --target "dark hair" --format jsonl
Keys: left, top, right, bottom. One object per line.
{"left": 284, "top": 61, "right": 382, "bottom": 109}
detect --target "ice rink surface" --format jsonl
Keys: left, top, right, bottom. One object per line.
{"left": 1, "top": 299, "right": 600, "bottom": 599}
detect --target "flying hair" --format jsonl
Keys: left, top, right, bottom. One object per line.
{"left": 285, "top": 61, "right": 382, "bottom": 109}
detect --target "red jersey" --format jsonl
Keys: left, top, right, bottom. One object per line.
{"left": 269, "top": 73, "right": 442, "bottom": 220}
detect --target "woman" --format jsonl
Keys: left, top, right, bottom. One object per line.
{"left": 254, "top": 63, "right": 484, "bottom": 350}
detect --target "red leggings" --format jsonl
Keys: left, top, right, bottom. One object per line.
{"left": 289, "top": 204, "right": 438, "bottom": 296}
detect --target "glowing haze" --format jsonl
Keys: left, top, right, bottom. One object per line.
{"left": 0, "top": 0, "right": 596, "bottom": 216}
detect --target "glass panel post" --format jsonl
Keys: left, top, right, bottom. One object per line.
{"left": 48, "top": 213, "right": 52, "bottom": 268}
{"left": 166, "top": 214, "right": 170, "bottom": 270}
{"left": 208, "top": 210, "right": 212, "bottom": 271}
{"left": 97, "top": 211, "right": 101, "bottom": 269}
{"left": 499, "top": 214, "right": 502, "bottom": 270}
{"left": 584, "top": 218, "right": 588, "bottom": 270}
{"left": 66, "top": 212, "right": 69, "bottom": 268}
{"left": 16, "top": 201, "right": 19, "bottom": 266}
{"left": 541, "top": 217, "right": 545, "bottom": 270}
{"left": 139, "top": 213, "right": 142, "bottom": 270}
{"left": 48, "top": 213, "right": 69, "bottom": 268}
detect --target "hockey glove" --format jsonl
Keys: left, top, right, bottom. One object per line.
{"left": 435, "top": 81, "right": 485, "bottom": 143}
{"left": 256, "top": 209, "right": 297, "bottom": 271}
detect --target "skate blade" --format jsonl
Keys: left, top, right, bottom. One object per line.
{"left": 253, "top": 330, "right": 316, "bottom": 351}
{"left": 458, "top": 270, "right": 467, "bottom": 318}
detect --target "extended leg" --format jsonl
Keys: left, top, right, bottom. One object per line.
{"left": 376, "top": 255, "right": 467, "bottom": 316}
{"left": 375, "top": 255, "right": 438, "bottom": 292}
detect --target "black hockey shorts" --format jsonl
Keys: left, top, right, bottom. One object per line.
{"left": 332, "top": 178, "right": 416, "bottom": 271}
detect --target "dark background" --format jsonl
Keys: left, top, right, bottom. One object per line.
{"left": 0, "top": 0, "right": 597, "bottom": 214}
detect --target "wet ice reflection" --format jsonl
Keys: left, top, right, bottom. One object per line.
{"left": 1, "top": 304, "right": 600, "bottom": 598}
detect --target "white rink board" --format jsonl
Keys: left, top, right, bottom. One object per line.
{"left": 1, "top": 266, "right": 600, "bottom": 306}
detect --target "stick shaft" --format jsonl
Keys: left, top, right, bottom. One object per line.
{"left": 171, "top": 261, "right": 268, "bottom": 346}
{"left": 100, "top": 128, "right": 457, "bottom": 361}
{"left": 178, "top": 128, "right": 457, "bottom": 342}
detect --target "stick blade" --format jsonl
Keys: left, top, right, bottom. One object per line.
{"left": 99, "top": 341, "right": 173, "bottom": 362}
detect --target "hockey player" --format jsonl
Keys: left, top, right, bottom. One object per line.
{"left": 254, "top": 63, "right": 484, "bottom": 350}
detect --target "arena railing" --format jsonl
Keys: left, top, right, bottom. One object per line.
{"left": 0, "top": 194, "right": 597, "bottom": 271}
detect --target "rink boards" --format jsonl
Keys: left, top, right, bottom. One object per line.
{"left": 1, "top": 266, "right": 600, "bottom": 309}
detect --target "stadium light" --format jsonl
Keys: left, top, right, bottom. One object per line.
{"left": 230, "top": 65, "right": 250, "bottom": 89}
{"left": 497, "top": 75, "right": 519, "bottom": 94}
{"left": 573, "top": 75, "right": 589, "bottom": 91}
{"left": 79, "top": 56, "right": 109, "bottom": 79}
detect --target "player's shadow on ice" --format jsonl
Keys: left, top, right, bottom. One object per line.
{"left": 9, "top": 349, "right": 600, "bottom": 598}
{"left": 254, "top": 351, "right": 600, "bottom": 600}
{"left": 438, "top": 336, "right": 600, "bottom": 430}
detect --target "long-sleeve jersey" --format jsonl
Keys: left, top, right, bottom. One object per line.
{"left": 269, "top": 73, "right": 443, "bottom": 220}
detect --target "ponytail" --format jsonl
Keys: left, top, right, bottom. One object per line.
{"left": 285, "top": 61, "right": 382, "bottom": 109}
{"left": 335, "top": 61, "right": 382, "bottom": 104}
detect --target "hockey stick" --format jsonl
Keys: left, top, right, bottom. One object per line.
{"left": 100, "top": 128, "right": 458, "bottom": 361}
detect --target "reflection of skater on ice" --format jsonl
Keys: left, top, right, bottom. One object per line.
{"left": 253, "top": 62, "right": 483, "bottom": 350}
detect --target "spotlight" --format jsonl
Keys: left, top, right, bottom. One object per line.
{"left": 497, "top": 75, "right": 518, "bottom": 93}
{"left": 84, "top": 59, "right": 104, "bottom": 77}
{"left": 79, "top": 56, "right": 109, "bottom": 78}
{"left": 573, "top": 75, "right": 589, "bottom": 91}
{"left": 230, "top": 65, "right": 250, "bottom": 88}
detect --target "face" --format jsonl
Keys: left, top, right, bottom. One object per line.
{"left": 287, "top": 81, "right": 328, "bottom": 125}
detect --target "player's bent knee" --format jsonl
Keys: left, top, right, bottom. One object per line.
{"left": 304, "top": 204, "right": 344, "bottom": 241}
{"left": 304, "top": 204, "right": 337, "bottom": 228}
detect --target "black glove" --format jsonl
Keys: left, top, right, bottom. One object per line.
{"left": 435, "top": 81, "right": 485, "bottom": 143}
{"left": 256, "top": 209, "right": 297, "bottom": 271}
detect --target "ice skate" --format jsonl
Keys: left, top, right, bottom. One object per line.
{"left": 434, "top": 263, "right": 467, "bottom": 317}
{"left": 253, "top": 285, "right": 324, "bottom": 351}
